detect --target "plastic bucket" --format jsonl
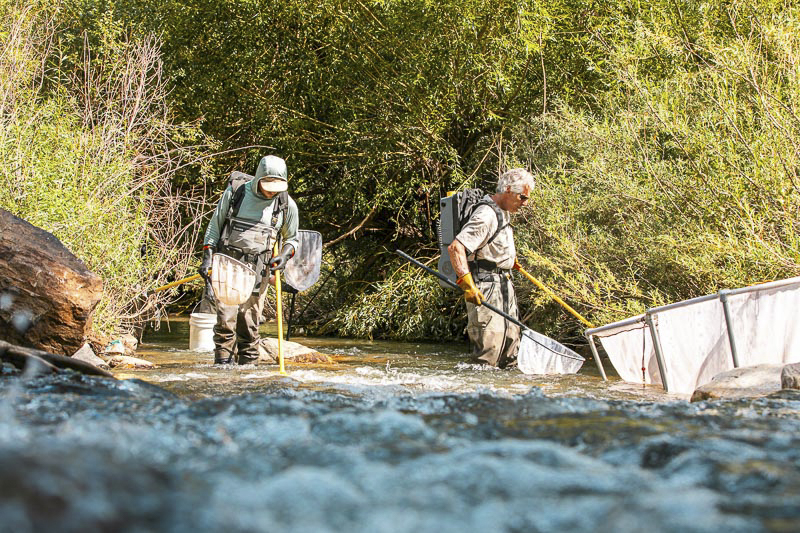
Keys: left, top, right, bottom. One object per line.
{"left": 189, "top": 312, "right": 216, "bottom": 351}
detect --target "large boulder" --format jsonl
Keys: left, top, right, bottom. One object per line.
{"left": 690, "top": 364, "right": 784, "bottom": 402}
{"left": 0, "top": 209, "right": 103, "bottom": 356}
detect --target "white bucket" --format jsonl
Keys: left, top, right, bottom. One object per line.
{"left": 189, "top": 312, "right": 216, "bottom": 351}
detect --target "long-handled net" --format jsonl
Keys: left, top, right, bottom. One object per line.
{"left": 396, "top": 250, "right": 584, "bottom": 375}
{"left": 518, "top": 328, "right": 584, "bottom": 374}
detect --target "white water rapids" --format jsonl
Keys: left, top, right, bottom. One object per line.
{"left": 1, "top": 317, "right": 799, "bottom": 532}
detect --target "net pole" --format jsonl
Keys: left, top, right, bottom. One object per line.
{"left": 395, "top": 249, "right": 526, "bottom": 330}
{"left": 586, "top": 334, "right": 608, "bottom": 381}
{"left": 719, "top": 290, "right": 740, "bottom": 368}
{"left": 645, "top": 313, "right": 670, "bottom": 392}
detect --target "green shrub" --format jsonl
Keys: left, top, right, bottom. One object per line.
{"left": 0, "top": 1, "right": 206, "bottom": 335}
{"left": 510, "top": 1, "right": 800, "bottom": 336}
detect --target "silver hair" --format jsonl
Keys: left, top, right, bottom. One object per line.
{"left": 496, "top": 168, "right": 535, "bottom": 194}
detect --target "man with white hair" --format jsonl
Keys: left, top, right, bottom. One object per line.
{"left": 447, "top": 168, "right": 534, "bottom": 368}
{"left": 198, "top": 155, "right": 300, "bottom": 365}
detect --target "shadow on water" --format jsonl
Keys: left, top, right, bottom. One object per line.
{"left": 1, "top": 316, "right": 799, "bottom": 532}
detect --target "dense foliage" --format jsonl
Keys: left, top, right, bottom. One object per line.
{"left": 3, "top": 0, "right": 799, "bottom": 342}
{"left": 513, "top": 1, "right": 800, "bottom": 337}
{"left": 0, "top": 0, "right": 207, "bottom": 334}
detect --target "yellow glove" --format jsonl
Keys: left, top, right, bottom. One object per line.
{"left": 456, "top": 272, "right": 484, "bottom": 306}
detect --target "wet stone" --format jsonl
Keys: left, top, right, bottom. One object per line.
{"left": 121, "top": 333, "right": 139, "bottom": 353}
{"left": 691, "top": 364, "right": 784, "bottom": 402}
{"left": 108, "top": 355, "right": 156, "bottom": 369}
{"left": 71, "top": 343, "right": 109, "bottom": 370}
{"left": 781, "top": 363, "right": 800, "bottom": 390}
{"left": 258, "top": 337, "right": 333, "bottom": 364}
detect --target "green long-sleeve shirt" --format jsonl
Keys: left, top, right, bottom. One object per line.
{"left": 203, "top": 179, "right": 299, "bottom": 252}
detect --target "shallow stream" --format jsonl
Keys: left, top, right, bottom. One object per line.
{"left": 2, "top": 317, "right": 799, "bottom": 532}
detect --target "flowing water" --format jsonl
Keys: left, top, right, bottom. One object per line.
{"left": 2, "top": 317, "right": 799, "bottom": 533}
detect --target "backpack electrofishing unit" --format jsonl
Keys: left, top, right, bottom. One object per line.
{"left": 220, "top": 171, "right": 322, "bottom": 293}
{"left": 436, "top": 188, "right": 506, "bottom": 289}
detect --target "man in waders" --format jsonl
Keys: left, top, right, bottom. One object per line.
{"left": 198, "top": 155, "right": 300, "bottom": 365}
{"left": 447, "top": 168, "right": 534, "bottom": 368}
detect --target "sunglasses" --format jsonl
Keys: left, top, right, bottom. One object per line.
{"left": 517, "top": 193, "right": 529, "bottom": 201}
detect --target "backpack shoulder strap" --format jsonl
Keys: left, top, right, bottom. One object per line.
{"left": 475, "top": 198, "right": 509, "bottom": 247}
{"left": 227, "top": 179, "right": 249, "bottom": 220}
{"left": 271, "top": 191, "right": 289, "bottom": 228}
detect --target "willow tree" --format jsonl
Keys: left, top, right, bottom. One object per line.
{"left": 1, "top": 0, "right": 206, "bottom": 334}
{"left": 55, "top": 0, "right": 599, "bottom": 338}
{"left": 509, "top": 0, "right": 800, "bottom": 337}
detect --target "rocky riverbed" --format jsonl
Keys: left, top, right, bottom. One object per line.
{"left": 2, "top": 328, "right": 799, "bottom": 533}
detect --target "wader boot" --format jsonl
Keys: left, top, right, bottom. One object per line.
{"left": 213, "top": 291, "right": 262, "bottom": 365}
{"left": 213, "top": 351, "right": 234, "bottom": 365}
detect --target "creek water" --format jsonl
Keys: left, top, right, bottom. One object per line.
{"left": 2, "top": 317, "right": 799, "bottom": 533}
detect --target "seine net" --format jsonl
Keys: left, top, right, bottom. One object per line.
{"left": 593, "top": 277, "right": 800, "bottom": 394}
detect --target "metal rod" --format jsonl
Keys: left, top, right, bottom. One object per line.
{"left": 274, "top": 244, "right": 287, "bottom": 375}
{"left": 396, "top": 249, "right": 528, "bottom": 331}
{"left": 585, "top": 315, "right": 645, "bottom": 337}
{"left": 645, "top": 313, "right": 669, "bottom": 392}
{"left": 646, "top": 293, "right": 719, "bottom": 315}
{"left": 719, "top": 290, "right": 740, "bottom": 368}
{"left": 726, "top": 276, "right": 800, "bottom": 296}
{"left": 586, "top": 334, "right": 608, "bottom": 381}
{"left": 286, "top": 292, "right": 297, "bottom": 341}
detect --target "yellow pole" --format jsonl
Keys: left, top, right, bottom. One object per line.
{"left": 515, "top": 266, "right": 596, "bottom": 329}
{"left": 149, "top": 273, "right": 204, "bottom": 294}
{"left": 274, "top": 244, "right": 287, "bottom": 375}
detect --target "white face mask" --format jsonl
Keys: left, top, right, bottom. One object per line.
{"left": 258, "top": 178, "right": 287, "bottom": 194}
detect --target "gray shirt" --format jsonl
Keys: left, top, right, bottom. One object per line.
{"left": 455, "top": 199, "right": 516, "bottom": 270}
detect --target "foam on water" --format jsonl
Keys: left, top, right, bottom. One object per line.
{"left": 3, "top": 324, "right": 799, "bottom": 531}
{"left": 2, "top": 374, "right": 784, "bottom": 533}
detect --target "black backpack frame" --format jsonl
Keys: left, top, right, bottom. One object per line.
{"left": 436, "top": 188, "right": 509, "bottom": 288}
{"left": 225, "top": 171, "right": 288, "bottom": 232}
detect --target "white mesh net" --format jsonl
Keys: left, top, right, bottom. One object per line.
{"left": 518, "top": 329, "right": 585, "bottom": 375}
{"left": 283, "top": 230, "right": 322, "bottom": 292}
{"left": 211, "top": 254, "right": 256, "bottom": 306}
{"left": 594, "top": 278, "right": 800, "bottom": 394}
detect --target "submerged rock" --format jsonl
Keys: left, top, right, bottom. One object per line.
{"left": 108, "top": 355, "right": 156, "bottom": 369}
{"left": 0, "top": 209, "right": 103, "bottom": 356}
{"left": 691, "top": 364, "right": 784, "bottom": 402}
{"left": 258, "top": 337, "right": 333, "bottom": 364}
